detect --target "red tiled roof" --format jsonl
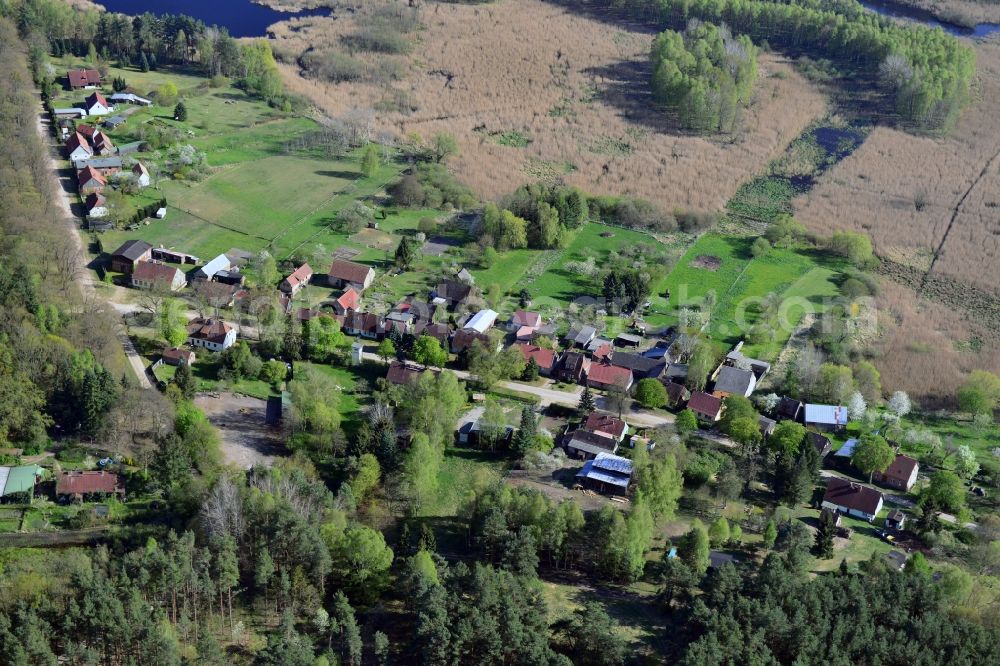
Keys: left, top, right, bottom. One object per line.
{"left": 67, "top": 69, "right": 100, "bottom": 88}
{"left": 329, "top": 258, "right": 372, "bottom": 285}
{"left": 688, "top": 391, "right": 723, "bottom": 418}
{"left": 823, "top": 477, "right": 883, "bottom": 516}
{"left": 882, "top": 454, "right": 919, "bottom": 483}
{"left": 86, "top": 91, "right": 110, "bottom": 109}
{"left": 78, "top": 165, "right": 106, "bottom": 187}
{"left": 92, "top": 130, "right": 114, "bottom": 152}
{"left": 66, "top": 131, "right": 92, "bottom": 155}
{"left": 132, "top": 162, "right": 149, "bottom": 177}
{"left": 587, "top": 363, "right": 632, "bottom": 387}
{"left": 584, "top": 413, "right": 627, "bottom": 439}
{"left": 187, "top": 318, "right": 233, "bottom": 343}
{"left": 592, "top": 343, "right": 613, "bottom": 361}
{"left": 336, "top": 287, "right": 360, "bottom": 312}
{"left": 284, "top": 263, "right": 313, "bottom": 289}
{"left": 133, "top": 260, "right": 181, "bottom": 284}
{"left": 516, "top": 343, "right": 556, "bottom": 370}
{"left": 77, "top": 124, "right": 97, "bottom": 139}
{"left": 56, "top": 471, "right": 120, "bottom": 495}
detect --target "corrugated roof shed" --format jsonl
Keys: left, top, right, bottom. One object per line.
{"left": 592, "top": 452, "right": 634, "bottom": 475}
{"left": 576, "top": 452, "right": 633, "bottom": 488}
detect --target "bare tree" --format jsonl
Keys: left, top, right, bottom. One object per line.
{"left": 201, "top": 475, "right": 246, "bottom": 544}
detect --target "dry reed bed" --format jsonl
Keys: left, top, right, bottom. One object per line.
{"left": 888, "top": 0, "right": 1000, "bottom": 24}
{"left": 872, "top": 279, "right": 1000, "bottom": 402}
{"left": 270, "top": 0, "right": 826, "bottom": 213}
{"left": 793, "top": 40, "right": 1000, "bottom": 294}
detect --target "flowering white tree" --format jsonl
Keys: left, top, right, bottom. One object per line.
{"left": 848, "top": 391, "right": 867, "bottom": 420}
{"left": 887, "top": 391, "right": 912, "bottom": 418}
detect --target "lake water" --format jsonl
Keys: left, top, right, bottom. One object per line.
{"left": 96, "top": 0, "right": 331, "bottom": 38}
{"left": 858, "top": 0, "right": 1000, "bottom": 39}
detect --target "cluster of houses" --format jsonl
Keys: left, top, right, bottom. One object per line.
{"left": 57, "top": 70, "right": 156, "bottom": 227}
{"left": 55, "top": 69, "right": 152, "bottom": 121}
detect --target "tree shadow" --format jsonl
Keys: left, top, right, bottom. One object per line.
{"left": 580, "top": 60, "right": 693, "bottom": 135}
{"left": 315, "top": 169, "right": 359, "bottom": 180}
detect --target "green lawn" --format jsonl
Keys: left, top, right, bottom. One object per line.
{"left": 659, "top": 233, "right": 846, "bottom": 358}
{"left": 474, "top": 249, "right": 539, "bottom": 294}
{"left": 62, "top": 60, "right": 425, "bottom": 269}
{"left": 421, "top": 447, "right": 509, "bottom": 518}
{"left": 524, "top": 223, "right": 678, "bottom": 305}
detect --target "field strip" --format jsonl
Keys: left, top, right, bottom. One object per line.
{"left": 169, "top": 204, "right": 265, "bottom": 240}
{"left": 266, "top": 181, "right": 363, "bottom": 245}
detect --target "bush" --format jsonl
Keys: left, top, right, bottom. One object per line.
{"left": 676, "top": 209, "right": 718, "bottom": 233}
{"left": 343, "top": 28, "right": 412, "bottom": 54}
{"left": 389, "top": 174, "right": 425, "bottom": 207}
{"left": 56, "top": 447, "right": 87, "bottom": 463}
{"left": 683, "top": 450, "right": 725, "bottom": 486}
{"left": 302, "top": 50, "right": 366, "bottom": 83}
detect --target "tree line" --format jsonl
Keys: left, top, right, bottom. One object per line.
{"left": 588, "top": 0, "right": 976, "bottom": 130}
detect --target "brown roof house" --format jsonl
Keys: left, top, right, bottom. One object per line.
{"left": 451, "top": 329, "right": 491, "bottom": 354}
{"left": 876, "top": 454, "right": 919, "bottom": 492}
{"left": 343, "top": 311, "right": 381, "bottom": 339}
{"left": 385, "top": 361, "right": 427, "bottom": 385}
{"left": 584, "top": 413, "right": 628, "bottom": 442}
{"left": 328, "top": 258, "right": 375, "bottom": 291}
{"left": 84, "top": 91, "right": 113, "bottom": 116}
{"left": 162, "top": 347, "right": 196, "bottom": 367}
{"left": 85, "top": 192, "right": 108, "bottom": 218}
{"left": 556, "top": 351, "right": 591, "bottom": 384}
{"left": 564, "top": 429, "right": 619, "bottom": 460}
{"left": 777, "top": 396, "right": 804, "bottom": 422}
{"left": 91, "top": 130, "right": 115, "bottom": 155}
{"left": 131, "top": 261, "right": 186, "bottom": 292}
{"left": 67, "top": 68, "right": 101, "bottom": 89}
{"left": 807, "top": 431, "right": 833, "bottom": 458}
{"left": 688, "top": 391, "right": 723, "bottom": 423}
{"left": 186, "top": 318, "right": 237, "bottom": 352}
{"left": 433, "top": 279, "right": 473, "bottom": 310}
{"left": 414, "top": 322, "right": 451, "bottom": 345}
{"left": 587, "top": 363, "right": 634, "bottom": 392}
{"left": 56, "top": 471, "right": 124, "bottom": 502}
{"left": 821, "top": 477, "right": 884, "bottom": 522}
{"left": 280, "top": 263, "right": 313, "bottom": 296}
{"left": 109, "top": 240, "right": 153, "bottom": 274}
{"left": 661, "top": 380, "right": 690, "bottom": 408}
{"left": 78, "top": 165, "right": 107, "bottom": 194}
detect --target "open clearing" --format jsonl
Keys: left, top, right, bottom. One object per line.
{"left": 194, "top": 392, "right": 284, "bottom": 469}
{"left": 660, "top": 233, "right": 845, "bottom": 358}
{"left": 271, "top": 0, "right": 827, "bottom": 214}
